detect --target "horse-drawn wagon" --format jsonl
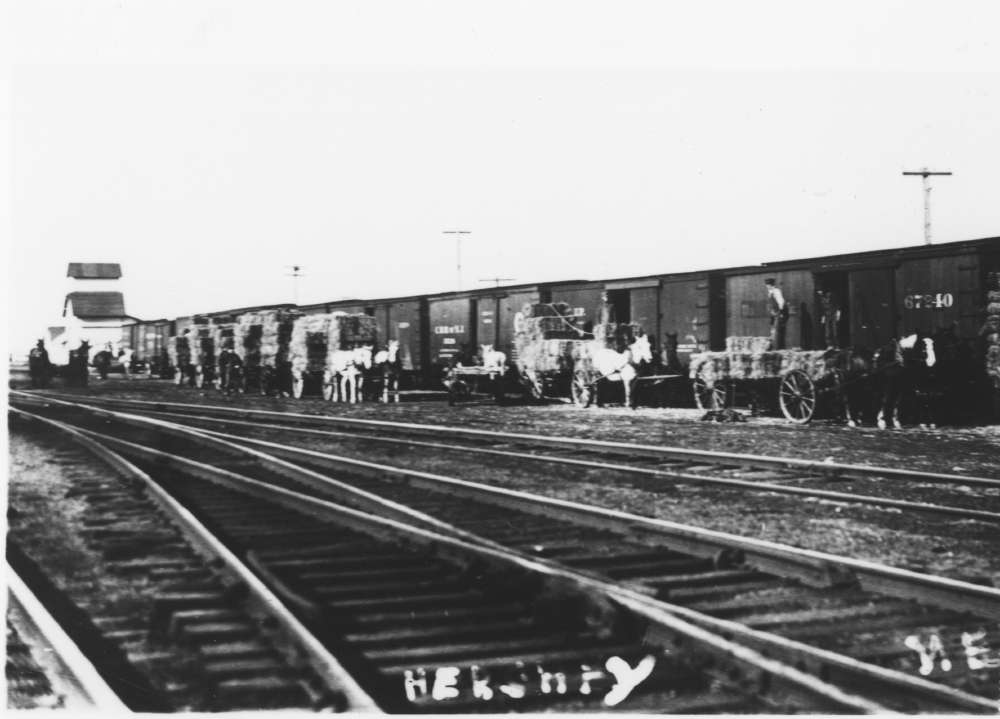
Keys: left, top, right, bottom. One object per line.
{"left": 442, "top": 345, "right": 514, "bottom": 404}
{"left": 510, "top": 302, "right": 658, "bottom": 407}
{"left": 689, "top": 337, "right": 860, "bottom": 423}
{"left": 288, "top": 312, "right": 378, "bottom": 400}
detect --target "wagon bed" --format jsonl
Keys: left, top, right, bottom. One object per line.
{"left": 689, "top": 347, "right": 850, "bottom": 422}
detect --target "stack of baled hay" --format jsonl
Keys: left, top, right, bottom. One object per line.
{"left": 289, "top": 313, "right": 379, "bottom": 379}
{"left": 514, "top": 303, "right": 587, "bottom": 376}
{"left": 985, "top": 272, "right": 1000, "bottom": 391}
{"left": 235, "top": 310, "right": 284, "bottom": 369}
{"left": 331, "top": 314, "right": 378, "bottom": 350}
{"left": 690, "top": 336, "right": 838, "bottom": 384}
{"left": 168, "top": 335, "right": 191, "bottom": 369}
{"left": 289, "top": 313, "right": 340, "bottom": 379}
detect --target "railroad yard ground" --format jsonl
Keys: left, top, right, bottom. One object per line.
{"left": 10, "top": 376, "right": 1000, "bottom": 593}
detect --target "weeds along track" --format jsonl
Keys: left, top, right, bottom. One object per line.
{"left": 7, "top": 408, "right": 899, "bottom": 714}
{"left": 6, "top": 563, "right": 129, "bottom": 711}
{"left": 10, "top": 394, "right": 1000, "bottom": 713}
{"left": 32, "top": 393, "right": 1000, "bottom": 524}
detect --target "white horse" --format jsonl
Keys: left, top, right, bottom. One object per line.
{"left": 590, "top": 333, "right": 653, "bottom": 408}
{"left": 481, "top": 344, "right": 507, "bottom": 377}
{"left": 373, "top": 339, "right": 402, "bottom": 403}
{"left": 326, "top": 345, "right": 373, "bottom": 403}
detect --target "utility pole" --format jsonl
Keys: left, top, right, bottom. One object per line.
{"left": 902, "top": 168, "right": 952, "bottom": 245}
{"left": 285, "top": 265, "right": 304, "bottom": 305}
{"left": 479, "top": 277, "right": 516, "bottom": 288}
{"left": 443, "top": 230, "right": 471, "bottom": 290}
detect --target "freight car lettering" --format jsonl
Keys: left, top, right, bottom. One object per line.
{"left": 442, "top": 338, "right": 456, "bottom": 345}
{"left": 482, "top": 318, "right": 493, "bottom": 324}
{"left": 397, "top": 322, "right": 410, "bottom": 329}
{"left": 434, "top": 325, "right": 465, "bottom": 334}
{"left": 404, "top": 655, "right": 655, "bottom": 705}
{"left": 903, "top": 292, "right": 954, "bottom": 310}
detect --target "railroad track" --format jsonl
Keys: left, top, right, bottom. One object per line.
{"left": 9, "top": 406, "right": 896, "bottom": 713}
{"left": 7, "top": 413, "right": 377, "bottom": 712}
{"left": 28, "top": 392, "right": 1000, "bottom": 524}
{"left": 6, "top": 563, "right": 129, "bottom": 711}
{"left": 10, "top": 393, "right": 1000, "bottom": 712}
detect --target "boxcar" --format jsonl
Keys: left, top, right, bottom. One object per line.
{"left": 370, "top": 296, "right": 427, "bottom": 383}
{"left": 542, "top": 281, "right": 605, "bottom": 331}
{"left": 427, "top": 294, "right": 478, "bottom": 372}
{"left": 659, "top": 273, "right": 713, "bottom": 364}
{"left": 475, "top": 284, "right": 542, "bottom": 361}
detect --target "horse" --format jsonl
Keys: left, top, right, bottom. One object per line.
{"left": 372, "top": 340, "right": 402, "bottom": 403}
{"left": 873, "top": 332, "right": 936, "bottom": 430}
{"left": 590, "top": 333, "right": 653, "bottom": 408}
{"left": 327, "top": 345, "right": 373, "bottom": 403}
{"left": 837, "top": 347, "right": 875, "bottom": 428}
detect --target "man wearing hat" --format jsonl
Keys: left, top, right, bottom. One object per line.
{"left": 28, "top": 339, "right": 51, "bottom": 388}
{"left": 765, "top": 278, "right": 789, "bottom": 350}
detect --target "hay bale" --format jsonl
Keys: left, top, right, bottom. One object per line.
{"left": 725, "top": 336, "right": 771, "bottom": 353}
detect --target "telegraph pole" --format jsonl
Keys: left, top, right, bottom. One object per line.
{"left": 443, "top": 230, "right": 471, "bottom": 290}
{"left": 479, "top": 277, "right": 516, "bottom": 288}
{"left": 902, "top": 168, "right": 952, "bottom": 245}
{"left": 285, "top": 265, "right": 304, "bottom": 305}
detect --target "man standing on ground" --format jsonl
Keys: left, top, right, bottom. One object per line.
{"left": 765, "top": 278, "right": 789, "bottom": 350}
{"left": 28, "top": 339, "right": 51, "bottom": 388}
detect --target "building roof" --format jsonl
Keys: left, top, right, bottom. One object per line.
{"left": 64, "top": 292, "right": 127, "bottom": 319}
{"left": 67, "top": 263, "right": 122, "bottom": 279}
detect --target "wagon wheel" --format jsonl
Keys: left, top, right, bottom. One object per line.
{"left": 779, "top": 369, "right": 816, "bottom": 424}
{"left": 292, "top": 374, "right": 304, "bottom": 399}
{"left": 571, "top": 372, "right": 593, "bottom": 408}
{"left": 693, "top": 377, "right": 725, "bottom": 410}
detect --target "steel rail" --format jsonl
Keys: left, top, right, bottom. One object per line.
{"left": 10, "top": 407, "right": 381, "bottom": 713}
{"left": 11, "top": 397, "right": 999, "bottom": 712}
{"left": 22, "top": 391, "right": 1000, "bottom": 488}
{"left": 186, "top": 424, "right": 1000, "bottom": 620}
{"left": 6, "top": 564, "right": 130, "bottom": 712}
{"left": 117, "top": 408, "right": 1000, "bottom": 524}
{"left": 17, "top": 420, "right": 896, "bottom": 714}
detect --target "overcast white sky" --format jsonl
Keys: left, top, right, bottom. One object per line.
{"left": 6, "top": 1, "right": 1000, "bottom": 351}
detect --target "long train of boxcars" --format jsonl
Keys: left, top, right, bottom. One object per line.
{"left": 122, "top": 235, "right": 1000, "bottom": 414}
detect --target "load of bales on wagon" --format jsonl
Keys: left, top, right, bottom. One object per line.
{"left": 689, "top": 335, "right": 850, "bottom": 423}
{"left": 167, "top": 318, "right": 218, "bottom": 387}
{"left": 288, "top": 312, "right": 378, "bottom": 398}
{"left": 234, "top": 308, "right": 299, "bottom": 395}
{"left": 513, "top": 302, "right": 592, "bottom": 399}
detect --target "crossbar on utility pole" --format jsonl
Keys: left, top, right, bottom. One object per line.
{"left": 443, "top": 230, "right": 471, "bottom": 290}
{"left": 479, "top": 277, "right": 516, "bottom": 288}
{"left": 902, "top": 168, "right": 952, "bottom": 245}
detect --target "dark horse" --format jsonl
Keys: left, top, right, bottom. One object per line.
{"left": 872, "top": 331, "right": 937, "bottom": 429}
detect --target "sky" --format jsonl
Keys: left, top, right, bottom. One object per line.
{"left": 6, "top": 1, "right": 1000, "bottom": 352}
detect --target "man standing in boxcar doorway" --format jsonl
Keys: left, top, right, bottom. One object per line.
{"left": 818, "top": 289, "right": 842, "bottom": 349}
{"left": 765, "top": 278, "right": 789, "bottom": 350}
